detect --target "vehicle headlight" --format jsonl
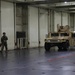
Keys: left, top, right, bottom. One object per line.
{"left": 47, "top": 40, "right": 50, "bottom": 42}
{"left": 45, "top": 39, "right": 50, "bottom": 42}
{"left": 45, "top": 39, "right": 48, "bottom": 41}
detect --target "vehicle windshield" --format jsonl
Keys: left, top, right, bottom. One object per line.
{"left": 60, "top": 33, "right": 69, "bottom": 36}
{"left": 51, "top": 33, "right": 59, "bottom": 37}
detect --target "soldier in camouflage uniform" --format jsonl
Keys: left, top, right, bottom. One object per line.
{"left": 1, "top": 32, "right": 8, "bottom": 52}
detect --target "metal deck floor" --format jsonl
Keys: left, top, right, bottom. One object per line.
{"left": 0, "top": 48, "right": 75, "bottom": 75}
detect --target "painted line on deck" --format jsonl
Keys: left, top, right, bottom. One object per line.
{"left": 48, "top": 53, "right": 75, "bottom": 62}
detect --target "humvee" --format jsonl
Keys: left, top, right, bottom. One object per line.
{"left": 44, "top": 25, "right": 73, "bottom": 51}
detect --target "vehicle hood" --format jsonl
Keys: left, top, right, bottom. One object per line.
{"left": 46, "top": 36, "right": 70, "bottom": 40}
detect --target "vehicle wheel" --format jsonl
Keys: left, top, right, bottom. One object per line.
{"left": 62, "top": 41, "right": 69, "bottom": 51}
{"left": 44, "top": 42, "right": 50, "bottom": 51}
{"left": 58, "top": 46, "right": 63, "bottom": 51}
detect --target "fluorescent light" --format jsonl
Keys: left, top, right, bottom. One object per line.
{"left": 64, "top": 1, "right": 67, "bottom": 3}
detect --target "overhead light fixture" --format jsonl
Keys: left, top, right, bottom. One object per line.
{"left": 64, "top": 1, "right": 67, "bottom": 3}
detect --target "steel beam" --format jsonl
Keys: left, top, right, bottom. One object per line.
{"left": 2, "top": 0, "right": 75, "bottom": 4}
{"left": 68, "top": 9, "right": 75, "bottom": 11}
{"left": 55, "top": 5, "right": 75, "bottom": 8}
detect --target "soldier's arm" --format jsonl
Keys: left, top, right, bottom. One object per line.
{"left": 6, "top": 36, "right": 8, "bottom": 40}
{"left": 1, "top": 37, "right": 3, "bottom": 42}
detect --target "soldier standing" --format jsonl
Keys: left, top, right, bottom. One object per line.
{"left": 0, "top": 32, "right": 8, "bottom": 52}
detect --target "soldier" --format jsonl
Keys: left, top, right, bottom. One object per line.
{"left": 0, "top": 32, "right": 8, "bottom": 52}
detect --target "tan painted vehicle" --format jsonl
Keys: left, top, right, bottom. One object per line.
{"left": 44, "top": 25, "right": 75, "bottom": 51}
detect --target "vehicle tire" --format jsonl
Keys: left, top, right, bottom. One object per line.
{"left": 58, "top": 46, "right": 63, "bottom": 51}
{"left": 62, "top": 41, "right": 69, "bottom": 51}
{"left": 44, "top": 42, "right": 50, "bottom": 51}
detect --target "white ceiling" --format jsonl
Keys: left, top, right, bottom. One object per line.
{"left": 2, "top": 0, "right": 75, "bottom": 13}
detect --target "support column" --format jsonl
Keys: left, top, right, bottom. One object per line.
{"left": 14, "top": 3, "right": 16, "bottom": 47}
{"left": 50, "top": 10, "right": 54, "bottom": 32}
{"left": 73, "top": 14, "right": 74, "bottom": 31}
{"left": 50, "top": 9, "right": 51, "bottom": 32}
{"left": 0, "top": 0, "right": 1, "bottom": 41}
{"left": 61, "top": 11, "right": 63, "bottom": 26}
{"left": 38, "top": 8, "right": 40, "bottom": 47}
{"left": 70, "top": 13, "right": 74, "bottom": 31}
{"left": 48, "top": 9, "right": 50, "bottom": 33}
{"left": 68, "top": 13, "right": 69, "bottom": 26}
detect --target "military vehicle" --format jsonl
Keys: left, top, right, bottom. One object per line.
{"left": 44, "top": 25, "right": 72, "bottom": 51}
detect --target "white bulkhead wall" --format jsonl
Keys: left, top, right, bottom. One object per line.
{"left": 16, "top": 6, "right": 23, "bottom": 31}
{"left": 70, "top": 14, "right": 74, "bottom": 31}
{"left": 62, "top": 12, "right": 68, "bottom": 26}
{"left": 28, "top": 6, "right": 38, "bottom": 48}
{"left": 54, "top": 11, "right": 61, "bottom": 32}
{"left": 39, "top": 9, "right": 48, "bottom": 47}
{"left": 54, "top": 11, "right": 69, "bottom": 32}
{"left": 1, "top": 1, "right": 14, "bottom": 50}
{"left": 0, "top": 1, "right": 70, "bottom": 49}
{"left": 28, "top": 6, "right": 48, "bottom": 48}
